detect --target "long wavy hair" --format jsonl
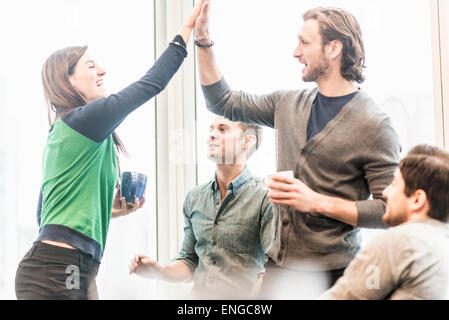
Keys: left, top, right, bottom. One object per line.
{"left": 41, "top": 46, "right": 128, "bottom": 160}
{"left": 303, "top": 7, "right": 366, "bottom": 84}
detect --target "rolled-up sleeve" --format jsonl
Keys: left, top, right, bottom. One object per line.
{"left": 172, "top": 194, "right": 199, "bottom": 273}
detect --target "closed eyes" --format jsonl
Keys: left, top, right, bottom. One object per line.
{"left": 85, "top": 60, "right": 96, "bottom": 68}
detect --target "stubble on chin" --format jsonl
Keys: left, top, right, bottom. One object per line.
{"left": 382, "top": 206, "right": 393, "bottom": 226}
{"left": 382, "top": 209, "right": 405, "bottom": 227}
{"left": 302, "top": 57, "right": 330, "bottom": 83}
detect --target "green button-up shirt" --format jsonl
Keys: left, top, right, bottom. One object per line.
{"left": 174, "top": 167, "right": 273, "bottom": 299}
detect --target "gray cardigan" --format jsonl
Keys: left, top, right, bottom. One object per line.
{"left": 202, "top": 78, "right": 401, "bottom": 270}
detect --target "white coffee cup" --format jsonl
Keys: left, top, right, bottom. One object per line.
{"left": 266, "top": 170, "right": 294, "bottom": 192}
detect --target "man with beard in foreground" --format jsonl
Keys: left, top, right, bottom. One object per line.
{"left": 321, "top": 144, "right": 449, "bottom": 300}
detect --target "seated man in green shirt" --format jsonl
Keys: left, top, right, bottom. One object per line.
{"left": 321, "top": 144, "right": 449, "bottom": 300}
{"left": 129, "top": 116, "right": 272, "bottom": 299}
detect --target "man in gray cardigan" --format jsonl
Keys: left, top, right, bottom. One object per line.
{"left": 194, "top": 1, "right": 401, "bottom": 298}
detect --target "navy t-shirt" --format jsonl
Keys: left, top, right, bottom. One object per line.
{"left": 307, "top": 91, "right": 359, "bottom": 142}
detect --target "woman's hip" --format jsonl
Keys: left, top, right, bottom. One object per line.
{"left": 15, "top": 241, "right": 100, "bottom": 300}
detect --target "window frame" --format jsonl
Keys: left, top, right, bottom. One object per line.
{"left": 431, "top": 0, "right": 449, "bottom": 150}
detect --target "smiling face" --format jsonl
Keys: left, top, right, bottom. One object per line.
{"left": 382, "top": 169, "right": 411, "bottom": 226}
{"left": 294, "top": 19, "right": 330, "bottom": 83}
{"left": 207, "top": 117, "right": 246, "bottom": 165}
{"left": 69, "top": 52, "right": 107, "bottom": 103}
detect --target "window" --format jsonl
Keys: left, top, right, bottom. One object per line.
{"left": 434, "top": 0, "right": 449, "bottom": 150}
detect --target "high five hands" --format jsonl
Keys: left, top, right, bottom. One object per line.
{"left": 179, "top": 0, "right": 208, "bottom": 44}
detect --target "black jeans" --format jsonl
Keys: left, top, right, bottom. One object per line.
{"left": 15, "top": 241, "right": 100, "bottom": 300}
{"left": 260, "top": 258, "right": 346, "bottom": 299}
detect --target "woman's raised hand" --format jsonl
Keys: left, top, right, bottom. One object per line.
{"left": 179, "top": 0, "right": 206, "bottom": 44}
{"left": 186, "top": 0, "right": 206, "bottom": 29}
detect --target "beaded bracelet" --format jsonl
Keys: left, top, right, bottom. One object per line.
{"left": 194, "top": 40, "right": 215, "bottom": 48}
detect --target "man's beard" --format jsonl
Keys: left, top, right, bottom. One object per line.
{"left": 382, "top": 207, "right": 408, "bottom": 227}
{"left": 303, "top": 54, "right": 330, "bottom": 82}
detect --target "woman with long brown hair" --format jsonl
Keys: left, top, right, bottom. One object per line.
{"left": 15, "top": 1, "right": 204, "bottom": 300}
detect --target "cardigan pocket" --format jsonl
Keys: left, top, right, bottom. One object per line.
{"left": 304, "top": 213, "right": 340, "bottom": 231}
{"left": 300, "top": 213, "right": 342, "bottom": 253}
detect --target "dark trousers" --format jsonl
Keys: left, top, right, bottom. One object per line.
{"left": 15, "top": 241, "right": 100, "bottom": 300}
{"left": 260, "top": 258, "right": 345, "bottom": 299}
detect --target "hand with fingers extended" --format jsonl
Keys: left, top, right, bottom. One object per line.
{"left": 185, "top": 0, "right": 206, "bottom": 30}
{"left": 178, "top": 0, "right": 206, "bottom": 44}
{"left": 111, "top": 185, "right": 146, "bottom": 218}
{"left": 128, "top": 254, "right": 163, "bottom": 279}
{"left": 195, "top": 0, "right": 211, "bottom": 40}
{"left": 268, "top": 175, "right": 321, "bottom": 213}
